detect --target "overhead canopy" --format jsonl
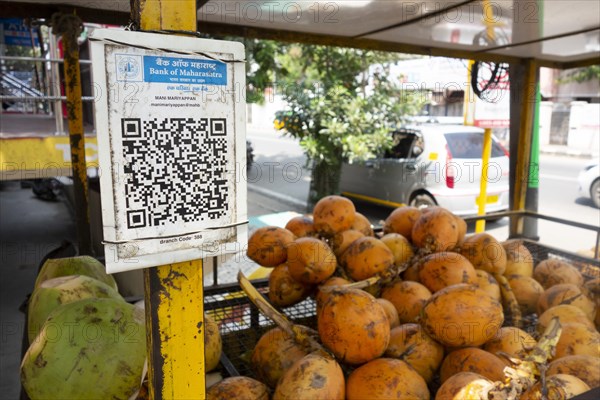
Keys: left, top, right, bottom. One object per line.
{"left": 1, "top": 0, "right": 599, "bottom": 68}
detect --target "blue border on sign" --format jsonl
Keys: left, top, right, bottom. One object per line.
{"left": 143, "top": 56, "right": 227, "bottom": 85}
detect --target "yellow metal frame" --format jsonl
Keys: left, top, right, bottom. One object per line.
{"left": 463, "top": 60, "right": 475, "bottom": 126}
{"left": 144, "top": 260, "right": 205, "bottom": 399}
{"left": 475, "top": 128, "right": 493, "bottom": 233}
{"left": 51, "top": 12, "right": 93, "bottom": 254}
{"left": 1, "top": 0, "right": 598, "bottom": 69}
{"left": 0, "top": 136, "right": 99, "bottom": 180}
{"left": 132, "top": 1, "right": 206, "bottom": 399}
{"left": 512, "top": 59, "right": 538, "bottom": 236}
{"left": 137, "top": 0, "right": 197, "bottom": 32}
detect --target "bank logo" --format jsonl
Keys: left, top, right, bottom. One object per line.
{"left": 116, "top": 54, "right": 142, "bottom": 82}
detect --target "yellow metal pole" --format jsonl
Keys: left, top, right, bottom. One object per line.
{"left": 135, "top": 0, "right": 197, "bottom": 31}
{"left": 144, "top": 260, "right": 205, "bottom": 399}
{"left": 472, "top": 0, "right": 498, "bottom": 231}
{"left": 132, "top": 1, "right": 206, "bottom": 399}
{"left": 482, "top": 0, "right": 496, "bottom": 42}
{"left": 476, "top": 128, "right": 493, "bottom": 232}
{"left": 512, "top": 59, "right": 537, "bottom": 235}
{"left": 51, "top": 13, "right": 92, "bottom": 255}
{"left": 463, "top": 60, "right": 475, "bottom": 126}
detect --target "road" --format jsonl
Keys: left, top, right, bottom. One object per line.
{"left": 534, "top": 155, "right": 599, "bottom": 252}
{"left": 247, "top": 127, "right": 311, "bottom": 209}
{"left": 247, "top": 128, "right": 600, "bottom": 253}
{"left": 538, "top": 156, "right": 596, "bottom": 215}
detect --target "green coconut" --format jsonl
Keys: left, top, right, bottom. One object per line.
{"left": 27, "top": 275, "right": 124, "bottom": 344}
{"left": 21, "top": 298, "right": 146, "bottom": 400}
{"left": 35, "top": 256, "right": 118, "bottom": 291}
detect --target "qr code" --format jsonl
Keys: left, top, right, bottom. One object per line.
{"left": 121, "top": 117, "right": 229, "bottom": 229}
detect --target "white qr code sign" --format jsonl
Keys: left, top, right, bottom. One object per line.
{"left": 90, "top": 29, "right": 247, "bottom": 273}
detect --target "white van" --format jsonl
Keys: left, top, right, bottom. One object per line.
{"left": 340, "top": 124, "right": 510, "bottom": 217}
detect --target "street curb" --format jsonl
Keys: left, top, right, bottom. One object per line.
{"left": 539, "top": 149, "right": 597, "bottom": 159}
{"left": 248, "top": 184, "right": 308, "bottom": 212}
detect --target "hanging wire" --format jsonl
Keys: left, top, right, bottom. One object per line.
{"left": 470, "top": 27, "right": 510, "bottom": 103}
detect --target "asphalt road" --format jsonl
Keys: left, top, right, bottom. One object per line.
{"left": 247, "top": 127, "right": 311, "bottom": 210}
{"left": 533, "top": 154, "right": 599, "bottom": 252}
{"left": 247, "top": 128, "right": 600, "bottom": 253}
{"left": 538, "top": 155, "right": 597, "bottom": 215}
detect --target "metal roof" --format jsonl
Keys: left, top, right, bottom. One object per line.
{"left": 1, "top": 0, "right": 599, "bottom": 68}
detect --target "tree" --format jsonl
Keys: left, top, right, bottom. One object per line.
{"left": 558, "top": 65, "right": 600, "bottom": 83}
{"left": 241, "top": 38, "right": 280, "bottom": 104}
{"left": 272, "top": 44, "right": 425, "bottom": 209}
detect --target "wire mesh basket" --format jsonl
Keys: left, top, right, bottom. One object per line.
{"left": 205, "top": 240, "right": 600, "bottom": 381}
{"left": 522, "top": 239, "right": 600, "bottom": 281}
{"left": 204, "top": 279, "right": 318, "bottom": 379}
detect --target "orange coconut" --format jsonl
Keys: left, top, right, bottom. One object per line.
{"left": 411, "top": 208, "right": 461, "bottom": 252}
{"left": 380, "top": 233, "right": 414, "bottom": 267}
{"left": 341, "top": 236, "right": 395, "bottom": 281}
{"left": 502, "top": 239, "right": 534, "bottom": 277}
{"left": 483, "top": 326, "right": 537, "bottom": 359}
{"left": 474, "top": 270, "right": 502, "bottom": 302}
{"left": 287, "top": 237, "right": 337, "bottom": 285}
{"left": 383, "top": 206, "right": 421, "bottom": 241}
{"left": 537, "top": 283, "right": 596, "bottom": 320}
{"left": 440, "top": 347, "right": 507, "bottom": 383}
{"left": 385, "top": 323, "right": 445, "bottom": 383}
{"left": 284, "top": 216, "right": 315, "bottom": 238}
{"left": 317, "top": 287, "right": 390, "bottom": 365}
{"left": 376, "top": 298, "right": 400, "bottom": 329}
{"left": 330, "top": 229, "right": 364, "bottom": 258}
{"left": 421, "top": 284, "right": 504, "bottom": 348}
{"left": 247, "top": 226, "right": 296, "bottom": 267}
{"left": 273, "top": 352, "right": 345, "bottom": 400}
{"left": 418, "top": 251, "right": 477, "bottom": 293}
{"left": 268, "top": 264, "right": 313, "bottom": 308}
{"left": 380, "top": 280, "right": 432, "bottom": 324}
{"left": 207, "top": 377, "right": 269, "bottom": 400}
{"left": 312, "top": 195, "right": 355, "bottom": 237}
{"left": 351, "top": 212, "right": 374, "bottom": 236}
{"left": 533, "top": 259, "right": 584, "bottom": 289}
{"left": 460, "top": 233, "right": 507, "bottom": 275}
{"left": 251, "top": 327, "right": 309, "bottom": 388}
{"left": 346, "top": 358, "right": 429, "bottom": 400}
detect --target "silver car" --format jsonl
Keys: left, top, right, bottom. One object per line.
{"left": 340, "top": 124, "right": 510, "bottom": 216}
{"left": 577, "top": 158, "right": 600, "bottom": 208}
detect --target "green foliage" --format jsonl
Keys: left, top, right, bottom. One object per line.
{"left": 274, "top": 45, "right": 425, "bottom": 166}
{"left": 196, "top": 34, "right": 280, "bottom": 104}
{"left": 175, "top": 35, "right": 426, "bottom": 204}
{"left": 248, "top": 42, "right": 425, "bottom": 205}
{"left": 243, "top": 39, "right": 280, "bottom": 104}
{"left": 558, "top": 65, "right": 600, "bottom": 84}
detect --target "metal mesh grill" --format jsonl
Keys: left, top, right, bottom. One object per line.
{"left": 522, "top": 240, "right": 600, "bottom": 280}
{"left": 204, "top": 280, "right": 317, "bottom": 378}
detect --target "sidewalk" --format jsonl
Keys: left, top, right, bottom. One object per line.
{"left": 539, "top": 143, "right": 598, "bottom": 159}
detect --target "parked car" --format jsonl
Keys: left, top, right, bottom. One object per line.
{"left": 577, "top": 158, "right": 600, "bottom": 208}
{"left": 340, "top": 124, "right": 510, "bottom": 217}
